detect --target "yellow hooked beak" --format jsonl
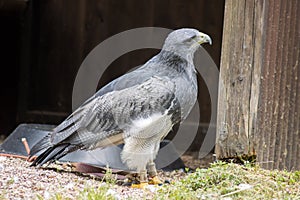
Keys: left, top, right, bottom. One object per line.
{"left": 198, "top": 33, "right": 212, "bottom": 45}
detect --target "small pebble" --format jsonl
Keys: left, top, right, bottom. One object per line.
{"left": 222, "top": 198, "right": 233, "bottom": 200}
{"left": 44, "top": 191, "right": 50, "bottom": 199}
{"left": 238, "top": 183, "right": 253, "bottom": 190}
{"left": 65, "top": 182, "right": 75, "bottom": 189}
{"left": 14, "top": 176, "right": 19, "bottom": 183}
{"left": 106, "top": 188, "right": 116, "bottom": 195}
{"left": 145, "top": 184, "right": 157, "bottom": 193}
{"left": 0, "top": 163, "right": 4, "bottom": 171}
{"left": 0, "top": 156, "right": 7, "bottom": 161}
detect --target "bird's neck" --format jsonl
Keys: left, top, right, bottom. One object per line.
{"left": 159, "top": 49, "right": 193, "bottom": 63}
{"left": 156, "top": 50, "right": 196, "bottom": 74}
{"left": 160, "top": 48, "right": 195, "bottom": 63}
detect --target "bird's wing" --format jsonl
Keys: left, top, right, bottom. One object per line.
{"left": 52, "top": 65, "right": 154, "bottom": 140}
{"left": 53, "top": 58, "right": 167, "bottom": 137}
{"left": 30, "top": 76, "right": 181, "bottom": 163}
{"left": 74, "top": 75, "right": 181, "bottom": 149}
{"left": 53, "top": 64, "right": 152, "bottom": 136}
{"left": 81, "top": 69, "right": 148, "bottom": 110}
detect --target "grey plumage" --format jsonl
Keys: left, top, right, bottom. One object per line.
{"left": 30, "top": 28, "right": 212, "bottom": 182}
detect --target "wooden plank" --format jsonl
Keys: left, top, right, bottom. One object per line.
{"left": 249, "top": 0, "right": 265, "bottom": 157}
{"left": 18, "top": 0, "right": 87, "bottom": 123}
{"left": 216, "top": 0, "right": 300, "bottom": 170}
{"left": 255, "top": 0, "right": 300, "bottom": 170}
{"left": 0, "top": 0, "right": 27, "bottom": 12}
{"left": 216, "top": 0, "right": 259, "bottom": 158}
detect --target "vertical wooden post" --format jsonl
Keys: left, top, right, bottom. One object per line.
{"left": 216, "top": 0, "right": 264, "bottom": 159}
{"left": 216, "top": 0, "right": 300, "bottom": 170}
{"left": 256, "top": 0, "right": 300, "bottom": 170}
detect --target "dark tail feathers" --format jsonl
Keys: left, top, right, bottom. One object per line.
{"left": 29, "top": 134, "right": 79, "bottom": 166}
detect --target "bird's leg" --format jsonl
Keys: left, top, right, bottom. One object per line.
{"left": 131, "top": 169, "right": 148, "bottom": 189}
{"left": 139, "top": 169, "right": 148, "bottom": 183}
{"left": 148, "top": 161, "right": 163, "bottom": 185}
{"left": 148, "top": 161, "right": 157, "bottom": 177}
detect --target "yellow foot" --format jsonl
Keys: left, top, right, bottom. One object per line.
{"left": 148, "top": 176, "right": 163, "bottom": 185}
{"left": 131, "top": 182, "right": 148, "bottom": 189}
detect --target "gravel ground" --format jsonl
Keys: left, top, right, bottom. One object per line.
{"left": 0, "top": 154, "right": 213, "bottom": 199}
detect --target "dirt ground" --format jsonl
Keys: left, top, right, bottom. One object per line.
{"left": 0, "top": 153, "right": 214, "bottom": 199}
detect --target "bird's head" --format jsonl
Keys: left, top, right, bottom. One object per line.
{"left": 162, "top": 28, "right": 212, "bottom": 59}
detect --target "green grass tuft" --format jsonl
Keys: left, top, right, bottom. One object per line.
{"left": 155, "top": 161, "right": 300, "bottom": 200}
{"left": 77, "top": 185, "right": 115, "bottom": 200}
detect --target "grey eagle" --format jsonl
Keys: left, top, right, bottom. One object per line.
{"left": 29, "top": 28, "right": 212, "bottom": 186}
